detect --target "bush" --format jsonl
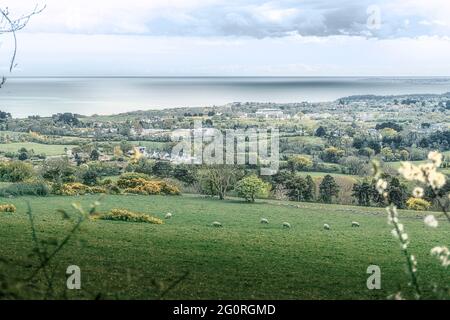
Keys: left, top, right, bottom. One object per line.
{"left": 0, "top": 161, "right": 35, "bottom": 182}
{"left": 0, "top": 182, "right": 50, "bottom": 197}
{"left": 95, "top": 208, "right": 163, "bottom": 224}
{"left": 0, "top": 204, "right": 16, "bottom": 212}
{"left": 60, "top": 183, "right": 89, "bottom": 196}
{"left": 117, "top": 172, "right": 152, "bottom": 188}
{"left": 118, "top": 173, "right": 180, "bottom": 195}
{"left": 59, "top": 183, "right": 107, "bottom": 196}
{"left": 406, "top": 197, "right": 431, "bottom": 211}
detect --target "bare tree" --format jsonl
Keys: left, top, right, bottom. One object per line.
{"left": 0, "top": 4, "right": 45, "bottom": 87}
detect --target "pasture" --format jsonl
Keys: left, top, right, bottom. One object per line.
{"left": 0, "top": 194, "right": 448, "bottom": 299}
{"left": 0, "top": 142, "right": 75, "bottom": 156}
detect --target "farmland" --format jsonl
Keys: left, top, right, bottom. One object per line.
{"left": 0, "top": 194, "right": 448, "bottom": 299}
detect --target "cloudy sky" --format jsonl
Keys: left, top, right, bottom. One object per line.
{"left": 2, "top": 0, "right": 450, "bottom": 76}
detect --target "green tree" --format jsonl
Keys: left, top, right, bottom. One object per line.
{"left": 82, "top": 169, "right": 98, "bottom": 186}
{"left": 387, "top": 177, "right": 408, "bottom": 209}
{"left": 234, "top": 175, "right": 269, "bottom": 202}
{"left": 286, "top": 175, "right": 308, "bottom": 202}
{"left": 304, "top": 175, "right": 316, "bottom": 202}
{"left": 90, "top": 149, "right": 100, "bottom": 161}
{"left": 352, "top": 180, "right": 372, "bottom": 206}
{"left": 319, "top": 175, "right": 339, "bottom": 203}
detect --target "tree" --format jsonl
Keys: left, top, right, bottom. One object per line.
{"left": 18, "top": 152, "right": 28, "bottom": 161}
{"left": 234, "top": 175, "right": 269, "bottom": 202}
{"left": 41, "top": 158, "right": 76, "bottom": 183}
{"left": 387, "top": 177, "right": 408, "bottom": 209}
{"left": 286, "top": 175, "right": 308, "bottom": 201}
{"left": 199, "top": 165, "right": 243, "bottom": 200}
{"left": 321, "top": 146, "right": 345, "bottom": 163}
{"left": 0, "top": 110, "right": 11, "bottom": 122}
{"left": 304, "top": 175, "right": 316, "bottom": 202}
{"left": 90, "top": 149, "right": 100, "bottom": 161}
{"left": 173, "top": 165, "right": 197, "bottom": 185}
{"left": 0, "top": 5, "right": 45, "bottom": 86}
{"left": 315, "top": 126, "right": 327, "bottom": 137}
{"left": 352, "top": 181, "right": 372, "bottom": 206}
{"left": 82, "top": 169, "right": 98, "bottom": 186}
{"left": 287, "top": 155, "right": 313, "bottom": 172}
{"left": 319, "top": 175, "right": 339, "bottom": 203}
{"left": 152, "top": 161, "right": 172, "bottom": 177}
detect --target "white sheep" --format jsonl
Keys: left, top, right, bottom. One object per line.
{"left": 212, "top": 221, "right": 223, "bottom": 228}
{"left": 323, "top": 223, "right": 331, "bottom": 230}
{"left": 165, "top": 212, "right": 173, "bottom": 219}
{"left": 260, "top": 218, "right": 269, "bottom": 224}
{"left": 282, "top": 222, "right": 291, "bottom": 229}
{"left": 351, "top": 221, "right": 360, "bottom": 227}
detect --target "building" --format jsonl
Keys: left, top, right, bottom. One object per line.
{"left": 255, "top": 109, "right": 286, "bottom": 119}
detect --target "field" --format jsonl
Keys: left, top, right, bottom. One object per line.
{"left": 0, "top": 142, "right": 75, "bottom": 156}
{"left": 0, "top": 194, "right": 449, "bottom": 300}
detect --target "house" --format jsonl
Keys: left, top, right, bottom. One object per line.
{"left": 255, "top": 108, "right": 286, "bottom": 119}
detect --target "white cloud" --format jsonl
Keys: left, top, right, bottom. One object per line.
{"left": 5, "top": 0, "right": 450, "bottom": 38}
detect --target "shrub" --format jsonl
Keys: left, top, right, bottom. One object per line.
{"left": 0, "top": 204, "right": 16, "bottom": 212}
{"left": 96, "top": 208, "right": 163, "bottom": 224}
{"left": 89, "top": 186, "right": 107, "bottom": 194}
{"left": 59, "top": 183, "right": 107, "bottom": 195}
{"left": 406, "top": 197, "right": 431, "bottom": 211}
{"left": 0, "top": 161, "right": 35, "bottom": 182}
{"left": 60, "top": 183, "right": 90, "bottom": 196}
{"left": 0, "top": 182, "right": 50, "bottom": 197}
{"left": 117, "top": 173, "right": 152, "bottom": 188}
{"left": 159, "top": 181, "right": 181, "bottom": 195}
{"left": 235, "top": 175, "right": 269, "bottom": 202}
{"left": 118, "top": 173, "right": 180, "bottom": 195}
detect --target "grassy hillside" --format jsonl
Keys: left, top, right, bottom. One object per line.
{"left": 0, "top": 194, "right": 448, "bottom": 299}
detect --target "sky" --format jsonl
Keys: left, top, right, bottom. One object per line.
{"left": 2, "top": 0, "right": 450, "bottom": 76}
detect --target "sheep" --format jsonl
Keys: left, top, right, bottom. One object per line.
{"left": 351, "top": 221, "right": 360, "bottom": 227}
{"left": 282, "top": 222, "right": 291, "bottom": 229}
{"left": 260, "top": 218, "right": 269, "bottom": 224}
{"left": 323, "top": 223, "right": 331, "bottom": 230}
{"left": 165, "top": 212, "right": 173, "bottom": 219}
{"left": 212, "top": 221, "right": 223, "bottom": 228}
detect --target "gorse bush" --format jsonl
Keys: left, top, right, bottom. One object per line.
{"left": 0, "top": 204, "right": 16, "bottom": 212}
{"left": 59, "top": 183, "right": 107, "bottom": 196}
{"left": 406, "top": 197, "right": 431, "bottom": 211}
{"left": 95, "top": 208, "right": 163, "bottom": 224}
{"left": 0, "top": 181, "right": 50, "bottom": 197}
{"left": 117, "top": 172, "right": 152, "bottom": 188}
{"left": 117, "top": 173, "right": 180, "bottom": 195}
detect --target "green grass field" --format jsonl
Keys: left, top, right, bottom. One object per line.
{"left": 0, "top": 194, "right": 449, "bottom": 300}
{"left": 0, "top": 142, "right": 75, "bottom": 156}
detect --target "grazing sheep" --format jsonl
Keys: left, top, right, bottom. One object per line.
{"left": 323, "top": 223, "right": 331, "bottom": 230}
{"left": 165, "top": 212, "right": 172, "bottom": 219}
{"left": 260, "top": 218, "right": 269, "bottom": 224}
{"left": 351, "top": 221, "right": 360, "bottom": 227}
{"left": 212, "top": 221, "right": 223, "bottom": 228}
{"left": 282, "top": 222, "right": 291, "bottom": 229}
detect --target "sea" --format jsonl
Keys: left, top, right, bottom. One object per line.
{"left": 1, "top": 77, "right": 450, "bottom": 118}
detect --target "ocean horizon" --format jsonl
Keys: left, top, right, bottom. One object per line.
{"left": 1, "top": 76, "right": 450, "bottom": 118}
